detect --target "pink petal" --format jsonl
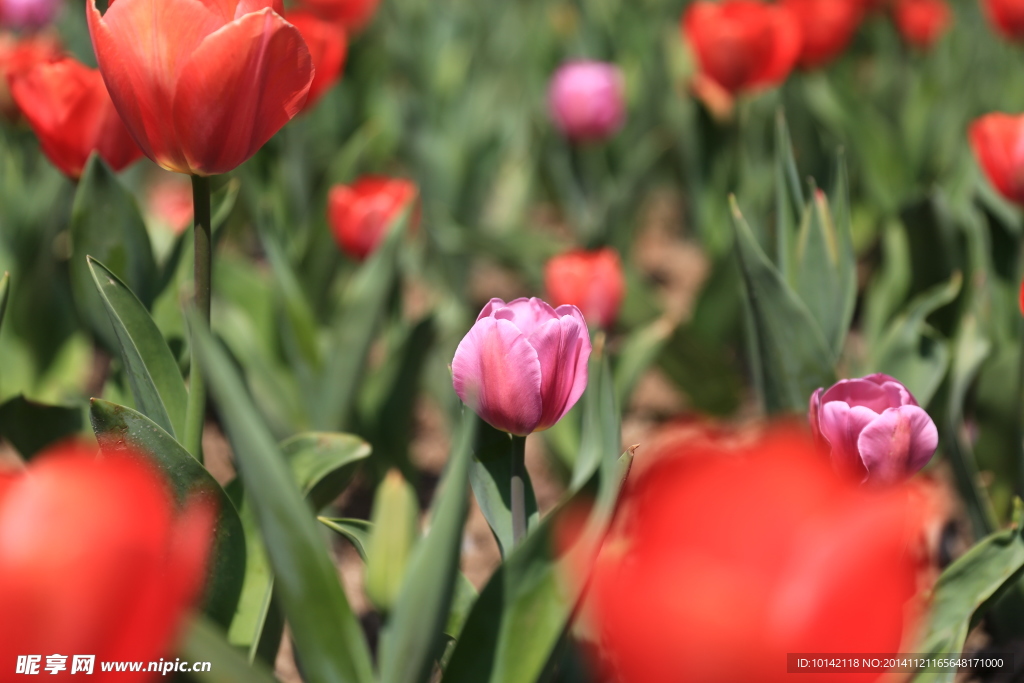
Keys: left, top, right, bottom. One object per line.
{"left": 451, "top": 317, "right": 543, "bottom": 436}
{"left": 857, "top": 406, "right": 938, "bottom": 485}
{"left": 818, "top": 402, "right": 879, "bottom": 481}
{"left": 172, "top": 8, "right": 312, "bottom": 175}
{"left": 808, "top": 388, "right": 823, "bottom": 446}
{"left": 527, "top": 314, "right": 592, "bottom": 431}
{"left": 820, "top": 378, "right": 892, "bottom": 414}
{"left": 494, "top": 297, "right": 559, "bottom": 336}
{"left": 476, "top": 298, "right": 508, "bottom": 321}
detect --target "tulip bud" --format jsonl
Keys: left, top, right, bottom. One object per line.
{"left": 809, "top": 373, "right": 938, "bottom": 485}
{"left": 893, "top": 0, "right": 952, "bottom": 49}
{"left": 970, "top": 112, "right": 1024, "bottom": 205}
{"left": 0, "top": 0, "right": 61, "bottom": 30}
{"left": 783, "top": 0, "right": 864, "bottom": 69}
{"left": 544, "top": 247, "right": 625, "bottom": 329}
{"left": 982, "top": 0, "right": 1024, "bottom": 41}
{"left": 285, "top": 11, "right": 348, "bottom": 110}
{"left": 547, "top": 61, "right": 626, "bottom": 143}
{"left": 365, "top": 469, "right": 419, "bottom": 612}
{"left": 328, "top": 176, "right": 418, "bottom": 261}
{"left": 452, "top": 297, "right": 591, "bottom": 436}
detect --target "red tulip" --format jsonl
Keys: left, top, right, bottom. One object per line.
{"left": 86, "top": 0, "right": 313, "bottom": 176}
{"left": 682, "top": 0, "right": 802, "bottom": 99}
{"left": 893, "top": 0, "right": 951, "bottom": 48}
{"left": 286, "top": 11, "right": 348, "bottom": 110}
{"left": 147, "top": 176, "right": 195, "bottom": 235}
{"left": 970, "top": 113, "right": 1024, "bottom": 205}
{"left": 328, "top": 176, "right": 418, "bottom": 261}
{"left": 0, "top": 31, "right": 60, "bottom": 119}
{"left": 784, "top": 0, "right": 863, "bottom": 69}
{"left": 297, "top": 0, "right": 379, "bottom": 32}
{"left": 544, "top": 247, "right": 626, "bottom": 329}
{"left": 982, "top": 0, "right": 1024, "bottom": 40}
{"left": 580, "top": 428, "right": 924, "bottom": 683}
{"left": 0, "top": 443, "right": 213, "bottom": 682}
{"left": 10, "top": 58, "right": 143, "bottom": 179}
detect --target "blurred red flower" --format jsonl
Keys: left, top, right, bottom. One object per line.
{"left": 10, "top": 58, "right": 142, "bottom": 179}
{"left": 328, "top": 176, "right": 418, "bottom": 261}
{"left": 544, "top": 247, "right": 625, "bottom": 330}
{"left": 297, "top": 0, "right": 379, "bottom": 32}
{"left": 0, "top": 443, "right": 213, "bottom": 682}
{"left": 893, "top": 0, "right": 952, "bottom": 48}
{"left": 0, "top": 31, "right": 60, "bottom": 119}
{"left": 86, "top": 0, "right": 313, "bottom": 176}
{"left": 970, "top": 113, "right": 1024, "bottom": 205}
{"left": 581, "top": 429, "right": 924, "bottom": 683}
{"left": 286, "top": 11, "right": 348, "bottom": 110}
{"left": 147, "top": 176, "right": 195, "bottom": 235}
{"left": 784, "top": 0, "right": 864, "bottom": 69}
{"left": 982, "top": 0, "right": 1024, "bottom": 40}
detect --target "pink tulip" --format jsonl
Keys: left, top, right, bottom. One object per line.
{"left": 809, "top": 373, "right": 938, "bottom": 485}
{"left": 452, "top": 297, "right": 591, "bottom": 436}
{"left": 0, "top": 0, "right": 61, "bottom": 30}
{"left": 548, "top": 61, "right": 625, "bottom": 142}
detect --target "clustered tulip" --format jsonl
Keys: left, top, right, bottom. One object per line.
{"left": 452, "top": 297, "right": 591, "bottom": 436}
{"left": 547, "top": 61, "right": 626, "bottom": 143}
{"left": 10, "top": 57, "right": 142, "bottom": 179}
{"left": 298, "top": 0, "right": 380, "bottom": 32}
{"left": 580, "top": 429, "right": 923, "bottom": 683}
{"left": 86, "top": 0, "right": 313, "bottom": 176}
{"left": 784, "top": 0, "right": 863, "bottom": 69}
{"left": 893, "top": 0, "right": 952, "bottom": 48}
{"left": 0, "top": 444, "right": 214, "bottom": 681}
{"left": 970, "top": 112, "right": 1024, "bottom": 205}
{"left": 328, "top": 176, "right": 418, "bottom": 261}
{"left": 0, "top": 0, "right": 61, "bottom": 30}
{"left": 285, "top": 10, "right": 349, "bottom": 110}
{"left": 982, "top": 0, "right": 1024, "bottom": 40}
{"left": 809, "top": 373, "right": 938, "bottom": 485}
{"left": 0, "top": 31, "right": 60, "bottom": 119}
{"left": 544, "top": 247, "right": 625, "bottom": 330}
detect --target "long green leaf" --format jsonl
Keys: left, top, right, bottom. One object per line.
{"left": 0, "top": 394, "right": 82, "bottom": 459}
{"left": 181, "top": 616, "right": 281, "bottom": 683}
{"left": 320, "top": 517, "right": 373, "bottom": 561}
{"left": 281, "top": 432, "right": 372, "bottom": 510}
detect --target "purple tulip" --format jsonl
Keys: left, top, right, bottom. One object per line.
{"left": 0, "top": 0, "right": 61, "bottom": 29}
{"left": 548, "top": 60, "right": 625, "bottom": 142}
{"left": 809, "top": 373, "right": 938, "bottom": 485}
{"left": 452, "top": 297, "right": 591, "bottom": 436}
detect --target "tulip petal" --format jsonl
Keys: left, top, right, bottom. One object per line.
{"left": 818, "top": 402, "right": 878, "bottom": 480}
{"left": 173, "top": 8, "right": 312, "bottom": 175}
{"left": 494, "top": 297, "right": 559, "bottom": 337}
{"left": 820, "top": 378, "right": 892, "bottom": 414}
{"left": 452, "top": 317, "right": 543, "bottom": 436}
{"left": 528, "top": 314, "right": 592, "bottom": 431}
{"left": 808, "top": 387, "right": 823, "bottom": 447}
{"left": 857, "top": 406, "right": 938, "bottom": 485}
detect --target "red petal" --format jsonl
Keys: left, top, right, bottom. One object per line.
{"left": 970, "top": 113, "right": 1024, "bottom": 204}
{"left": 286, "top": 10, "right": 348, "bottom": 109}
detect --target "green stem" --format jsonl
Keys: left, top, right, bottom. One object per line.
{"left": 510, "top": 434, "right": 527, "bottom": 548}
{"left": 184, "top": 174, "right": 212, "bottom": 463}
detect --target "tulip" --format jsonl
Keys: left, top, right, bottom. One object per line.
{"left": 544, "top": 247, "right": 625, "bottom": 329}
{"left": 0, "top": 31, "right": 60, "bottom": 119}
{"left": 809, "top": 373, "right": 938, "bottom": 485}
{"left": 86, "top": 0, "right": 313, "bottom": 176}
{"left": 147, "top": 176, "right": 195, "bottom": 235}
{"left": 681, "top": 0, "right": 802, "bottom": 101}
{"left": 10, "top": 58, "right": 143, "bottom": 179}
{"left": 0, "top": 0, "right": 61, "bottom": 30}
{"left": 452, "top": 297, "right": 591, "bottom": 437}
{"left": 784, "top": 0, "right": 864, "bottom": 69}
{"left": 286, "top": 10, "right": 348, "bottom": 110}
{"left": 328, "top": 176, "right": 418, "bottom": 261}
{"left": 893, "top": 0, "right": 951, "bottom": 48}
{"left": 547, "top": 61, "right": 626, "bottom": 143}
{"left": 579, "top": 429, "right": 924, "bottom": 683}
{"left": 970, "top": 113, "right": 1024, "bottom": 205}
{"left": 982, "top": 0, "right": 1024, "bottom": 40}
{"left": 297, "top": 0, "right": 379, "bottom": 32}
{"left": 0, "top": 443, "right": 213, "bottom": 681}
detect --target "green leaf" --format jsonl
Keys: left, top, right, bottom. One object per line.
{"left": 88, "top": 257, "right": 188, "bottom": 440}
{"left": 192, "top": 318, "right": 374, "bottom": 683}
{"left": 366, "top": 469, "right": 420, "bottom": 613}
{"left": 910, "top": 503, "right": 1024, "bottom": 683}
{"left": 181, "top": 615, "right": 280, "bottom": 683}
{"left": 574, "top": 345, "right": 620, "bottom": 492}
{"left": 863, "top": 221, "right": 912, "bottom": 346}
{"left": 379, "top": 414, "right": 476, "bottom": 683}
{"left": 281, "top": 431, "right": 372, "bottom": 510}
{"left": 732, "top": 196, "right": 835, "bottom": 414}
{"left": 0, "top": 271, "right": 10, "bottom": 333}
{"left": 774, "top": 109, "right": 804, "bottom": 275}
{"left": 0, "top": 394, "right": 82, "bottom": 459}
{"left": 319, "top": 517, "right": 373, "bottom": 561}
{"left": 259, "top": 223, "right": 322, "bottom": 374}
{"left": 227, "top": 497, "right": 282, "bottom": 667}
{"left": 70, "top": 155, "right": 157, "bottom": 351}
{"left": 612, "top": 317, "right": 675, "bottom": 408}
{"left": 89, "top": 399, "right": 245, "bottom": 628}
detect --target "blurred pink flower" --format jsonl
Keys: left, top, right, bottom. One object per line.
{"left": 548, "top": 60, "right": 625, "bottom": 142}
{"left": 452, "top": 297, "right": 591, "bottom": 436}
{"left": 0, "top": 0, "right": 61, "bottom": 30}
{"left": 147, "top": 177, "right": 194, "bottom": 235}
{"left": 809, "top": 373, "right": 938, "bottom": 485}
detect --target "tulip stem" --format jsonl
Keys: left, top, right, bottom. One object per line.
{"left": 184, "top": 174, "right": 212, "bottom": 463}
{"left": 510, "top": 434, "right": 528, "bottom": 548}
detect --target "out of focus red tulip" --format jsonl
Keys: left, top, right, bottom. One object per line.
{"left": 10, "top": 58, "right": 142, "bottom": 179}
{"left": 297, "top": 0, "right": 379, "bottom": 32}
{"left": 328, "top": 176, "right": 418, "bottom": 261}
{"left": 86, "top": 0, "right": 313, "bottom": 176}
{"left": 0, "top": 443, "right": 214, "bottom": 682}
{"left": 982, "top": 0, "right": 1024, "bottom": 40}
{"left": 286, "top": 10, "right": 348, "bottom": 110}
{"left": 784, "top": 0, "right": 864, "bottom": 69}
{"left": 581, "top": 429, "right": 924, "bottom": 683}
{"left": 970, "top": 113, "right": 1024, "bottom": 205}
{"left": 544, "top": 247, "right": 625, "bottom": 330}
{"left": 147, "top": 176, "right": 195, "bottom": 235}
{"left": 893, "top": 0, "right": 952, "bottom": 48}
{"left": 0, "top": 31, "right": 60, "bottom": 119}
